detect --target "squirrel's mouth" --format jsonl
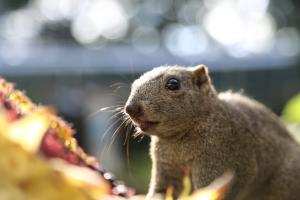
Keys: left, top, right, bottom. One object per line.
{"left": 135, "top": 117, "right": 159, "bottom": 131}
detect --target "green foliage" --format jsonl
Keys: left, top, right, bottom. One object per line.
{"left": 282, "top": 93, "right": 300, "bottom": 123}
{"left": 282, "top": 93, "right": 300, "bottom": 141}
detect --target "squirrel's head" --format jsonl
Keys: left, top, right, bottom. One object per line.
{"left": 125, "top": 65, "right": 217, "bottom": 138}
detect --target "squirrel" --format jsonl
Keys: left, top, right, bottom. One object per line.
{"left": 124, "top": 65, "right": 300, "bottom": 200}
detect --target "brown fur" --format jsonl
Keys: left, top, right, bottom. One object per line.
{"left": 125, "top": 65, "right": 300, "bottom": 200}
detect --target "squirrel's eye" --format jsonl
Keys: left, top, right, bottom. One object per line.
{"left": 165, "top": 78, "right": 180, "bottom": 90}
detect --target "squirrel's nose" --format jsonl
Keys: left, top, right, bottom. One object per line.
{"left": 125, "top": 103, "right": 143, "bottom": 118}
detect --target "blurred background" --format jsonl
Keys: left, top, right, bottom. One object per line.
{"left": 1, "top": 0, "right": 300, "bottom": 193}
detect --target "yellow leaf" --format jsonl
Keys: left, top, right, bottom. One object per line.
{"left": 4, "top": 111, "right": 50, "bottom": 153}
{"left": 187, "top": 172, "right": 233, "bottom": 200}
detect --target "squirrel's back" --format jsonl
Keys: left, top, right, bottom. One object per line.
{"left": 218, "top": 92, "right": 300, "bottom": 200}
{"left": 218, "top": 91, "right": 294, "bottom": 141}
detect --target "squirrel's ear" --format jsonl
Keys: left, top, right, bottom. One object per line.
{"left": 191, "top": 65, "right": 210, "bottom": 86}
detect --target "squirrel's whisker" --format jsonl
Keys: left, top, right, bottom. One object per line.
{"left": 106, "top": 118, "right": 129, "bottom": 153}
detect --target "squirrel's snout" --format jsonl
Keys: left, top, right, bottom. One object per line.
{"left": 125, "top": 103, "right": 143, "bottom": 118}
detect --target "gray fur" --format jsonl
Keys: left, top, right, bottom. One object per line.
{"left": 125, "top": 65, "right": 300, "bottom": 200}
